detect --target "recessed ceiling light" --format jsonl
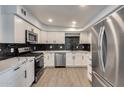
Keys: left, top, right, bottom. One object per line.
{"left": 80, "top": 5, "right": 86, "bottom": 7}
{"left": 48, "top": 18, "right": 53, "bottom": 23}
{"left": 72, "top": 21, "right": 77, "bottom": 25}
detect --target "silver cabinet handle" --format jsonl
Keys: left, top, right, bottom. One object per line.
{"left": 25, "top": 70, "right": 27, "bottom": 78}
{"left": 14, "top": 67, "right": 20, "bottom": 71}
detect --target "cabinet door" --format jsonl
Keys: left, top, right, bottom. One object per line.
{"left": 40, "top": 31, "right": 48, "bottom": 44}
{"left": 14, "top": 16, "right": 26, "bottom": 43}
{"left": 66, "top": 53, "right": 74, "bottom": 67}
{"left": 80, "top": 31, "right": 88, "bottom": 44}
{"left": 75, "top": 53, "right": 83, "bottom": 67}
{"left": 75, "top": 53, "right": 87, "bottom": 67}
{"left": 44, "top": 53, "right": 54, "bottom": 67}
{"left": 26, "top": 58, "right": 34, "bottom": 87}
{"left": 0, "top": 69, "right": 15, "bottom": 87}
{"left": 12, "top": 63, "right": 26, "bottom": 87}
{"left": 47, "top": 32, "right": 55, "bottom": 43}
{"left": 55, "top": 32, "right": 65, "bottom": 44}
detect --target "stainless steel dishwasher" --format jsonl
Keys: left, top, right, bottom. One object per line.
{"left": 55, "top": 53, "right": 66, "bottom": 67}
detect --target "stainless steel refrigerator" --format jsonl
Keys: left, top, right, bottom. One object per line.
{"left": 91, "top": 6, "right": 124, "bottom": 87}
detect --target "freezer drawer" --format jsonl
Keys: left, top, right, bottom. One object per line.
{"left": 55, "top": 53, "right": 66, "bottom": 67}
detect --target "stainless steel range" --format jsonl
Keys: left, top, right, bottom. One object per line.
{"left": 17, "top": 47, "right": 44, "bottom": 83}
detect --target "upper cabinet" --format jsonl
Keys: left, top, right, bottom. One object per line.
{"left": 80, "top": 31, "right": 90, "bottom": 44}
{"left": 40, "top": 31, "right": 65, "bottom": 44}
{"left": 1, "top": 14, "right": 41, "bottom": 44}
{"left": 40, "top": 31, "right": 48, "bottom": 44}
{"left": 47, "top": 32, "right": 65, "bottom": 44}
{"left": 15, "top": 16, "right": 27, "bottom": 43}
{"left": 1, "top": 15, "right": 26, "bottom": 43}
{"left": 55, "top": 32, "right": 65, "bottom": 44}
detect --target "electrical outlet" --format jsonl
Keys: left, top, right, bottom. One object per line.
{"left": 76, "top": 46, "right": 78, "bottom": 49}
{"left": 50, "top": 45, "right": 52, "bottom": 49}
{"left": 82, "top": 46, "right": 84, "bottom": 49}
{"left": 10, "top": 48, "right": 14, "bottom": 53}
{"left": 60, "top": 46, "right": 63, "bottom": 49}
{"left": 34, "top": 46, "right": 36, "bottom": 50}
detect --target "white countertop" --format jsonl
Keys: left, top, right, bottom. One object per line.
{"left": 32, "top": 50, "right": 90, "bottom": 54}
{"left": 0, "top": 57, "right": 27, "bottom": 75}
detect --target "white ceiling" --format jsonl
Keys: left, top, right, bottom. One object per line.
{"left": 24, "top": 5, "right": 109, "bottom": 28}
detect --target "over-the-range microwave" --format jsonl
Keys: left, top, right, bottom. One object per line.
{"left": 26, "top": 30, "right": 38, "bottom": 43}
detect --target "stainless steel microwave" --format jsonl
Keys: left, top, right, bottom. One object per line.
{"left": 26, "top": 30, "right": 38, "bottom": 43}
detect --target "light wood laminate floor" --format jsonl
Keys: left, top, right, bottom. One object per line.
{"left": 33, "top": 67, "right": 91, "bottom": 87}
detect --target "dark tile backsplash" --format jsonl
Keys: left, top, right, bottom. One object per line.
{"left": 0, "top": 43, "right": 90, "bottom": 60}
{"left": 29, "top": 44, "right": 90, "bottom": 51}
{"left": 0, "top": 43, "right": 27, "bottom": 60}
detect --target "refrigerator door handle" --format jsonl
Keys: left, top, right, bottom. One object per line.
{"left": 100, "top": 26, "right": 105, "bottom": 72}
{"left": 98, "top": 26, "right": 105, "bottom": 72}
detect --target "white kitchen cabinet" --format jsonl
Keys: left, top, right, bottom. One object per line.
{"left": 0, "top": 57, "right": 35, "bottom": 87}
{"left": 75, "top": 53, "right": 84, "bottom": 67}
{"left": 47, "top": 32, "right": 55, "bottom": 43}
{"left": 80, "top": 31, "right": 88, "bottom": 44}
{"left": 2, "top": 15, "right": 27, "bottom": 43}
{"left": 25, "top": 58, "right": 34, "bottom": 87}
{"left": 66, "top": 53, "right": 75, "bottom": 67}
{"left": 48, "top": 32, "right": 65, "bottom": 44}
{"left": 11, "top": 63, "right": 26, "bottom": 87}
{"left": 44, "top": 53, "right": 55, "bottom": 67}
{"left": 55, "top": 32, "right": 65, "bottom": 44}
{"left": 0, "top": 69, "right": 15, "bottom": 87}
{"left": 66, "top": 52, "right": 88, "bottom": 67}
{"left": 40, "top": 31, "right": 48, "bottom": 44}
{"left": 15, "top": 16, "right": 27, "bottom": 43}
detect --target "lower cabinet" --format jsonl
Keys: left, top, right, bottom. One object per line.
{"left": 11, "top": 62, "right": 26, "bottom": 87}
{"left": 44, "top": 53, "right": 55, "bottom": 67}
{"left": 66, "top": 52, "right": 88, "bottom": 67}
{"left": 0, "top": 69, "right": 17, "bottom": 87}
{"left": 66, "top": 53, "right": 75, "bottom": 67}
{"left": 0, "top": 57, "right": 35, "bottom": 87}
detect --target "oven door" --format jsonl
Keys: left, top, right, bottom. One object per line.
{"left": 34, "top": 56, "right": 44, "bottom": 82}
